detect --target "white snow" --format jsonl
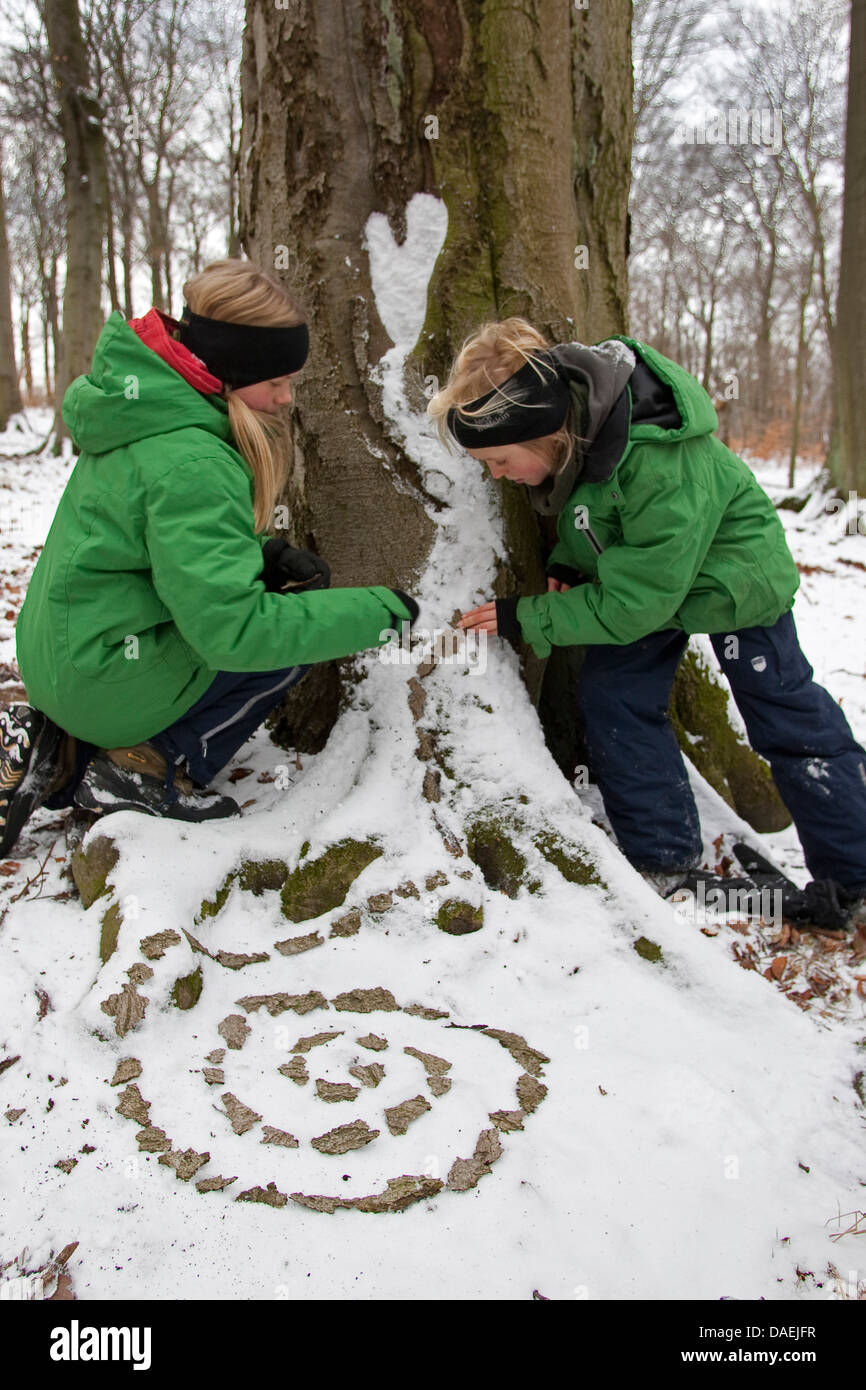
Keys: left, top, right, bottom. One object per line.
{"left": 0, "top": 231, "right": 864, "bottom": 1304}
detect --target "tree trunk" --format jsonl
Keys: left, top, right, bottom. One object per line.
{"left": 44, "top": 0, "right": 109, "bottom": 449}
{"left": 0, "top": 142, "right": 23, "bottom": 428}
{"left": 833, "top": 0, "right": 866, "bottom": 493}
{"left": 239, "top": 0, "right": 788, "bottom": 833}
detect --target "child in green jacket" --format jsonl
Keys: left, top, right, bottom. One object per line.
{"left": 0, "top": 259, "right": 417, "bottom": 854}
{"left": 430, "top": 317, "right": 866, "bottom": 928}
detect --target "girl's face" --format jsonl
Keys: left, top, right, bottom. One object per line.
{"left": 230, "top": 374, "right": 297, "bottom": 414}
{"left": 466, "top": 443, "right": 555, "bottom": 486}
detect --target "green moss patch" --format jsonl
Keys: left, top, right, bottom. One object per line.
{"left": 171, "top": 966, "right": 203, "bottom": 1010}
{"left": 534, "top": 833, "right": 606, "bottom": 888}
{"left": 634, "top": 937, "right": 663, "bottom": 963}
{"left": 280, "top": 839, "right": 383, "bottom": 924}
{"left": 466, "top": 819, "right": 528, "bottom": 898}
{"left": 71, "top": 834, "right": 119, "bottom": 908}
{"left": 237, "top": 860, "right": 288, "bottom": 895}
{"left": 99, "top": 900, "right": 123, "bottom": 965}
{"left": 435, "top": 899, "right": 484, "bottom": 935}
{"left": 197, "top": 874, "right": 236, "bottom": 922}
{"left": 669, "top": 649, "right": 790, "bottom": 832}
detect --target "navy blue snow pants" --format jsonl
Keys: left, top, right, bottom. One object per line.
{"left": 43, "top": 664, "right": 309, "bottom": 808}
{"left": 575, "top": 610, "right": 866, "bottom": 891}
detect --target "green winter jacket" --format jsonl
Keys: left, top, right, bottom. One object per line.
{"left": 516, "top": 336, "right": 800, "bottom": 656}
{"left": 15, "top": 312, "right": 412, "bottom": 747}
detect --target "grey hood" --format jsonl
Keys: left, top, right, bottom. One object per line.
{"left": 526, "top": 338, "right": 637, "bottom": 515}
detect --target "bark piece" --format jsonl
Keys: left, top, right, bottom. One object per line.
{"left": 196, "top": 1174, "right": 237, "bottom": 1193}
{"left": 215, "top": 949, "right": 270, "bottom": 969}
{"left": 55, "top": 1157, "right": 77, "bottom": 1175}
{"left": 236, "top": 991, "right": 327, "bottom": 1016}
{"left": 332, "top": 987, "right": 399, "bottom": 1014}
{"left": 356, "top": 1033, "right": 388, "bottom": 1051}
{"left": 158, "top": 1148, "right": 210, "bottom": 1181}
{"left": 205, "top": 1049, "right": 225, "bottom": 1064}
{"left": 291, "top": 1031, "right": 343, "bottom": 1053}
{"left": 348, "top": 1063, "right": 385, "bottom": 1088}
{"left": 273, "top": 932, "right": 323, "bottom": 956}
{"left": 422, "top": 769, "right": 442, "bottom": 803}
{"left": 446, "top": 1128, "right": 503, "bottom": 1191}
{"left": 126, "top": 963, "right": 153, "bottom": 985}
{"left": 489, "top": 1109, "right": 525, "bottom": 1132}
{"left": 408, "top": 677, "right": 427, "bottom": 719}
{"left": 218, "top": 1014, "right": 250, "bottom": 1050}
{"left": 482, "top": 1028, "right": 550, "bottom": 1078}
{"left": 424, "top": 872, "right": 448, "bottom": 891}
{"left": 110, "top": 1058, "right": 142, "bottom": 1086}
{"left": 395, "top": 881, "right": 419, "bottom": 899}
{"left": 278, "top": 1057, "right": 309, "bottom": 1085}
{"left": 516, "top": 1073, "right": 548, "bottom": 1114}
{"left": 236, "top": 1182, "right": 288, "bottom": 1207}
{"left": 311, "top": 1120, "right": 380, "bottom": 1154}
{"left": 115, "top": 1084, "right": 150, "bottom": 1125}
{"left": 140, "top": 929, "right": 181, "bottom": 959}
{"left": 367, "top": 892, "right": 393, "bottom": 914}
{"left": 384, "top": 1095, "right": 431, "bottom": 1136}
{"left": 315, "top": 1079, "right": 359, "bottom": 1102}
{"left": 100, "top": 983, "right": 148, "bottom": 1038}
{"left": 330, "top": 909, "right": 361, "bottom": 938}
{"left": 403, "top": 1004, "right": 449, "bottom": 1020}
{"left": 202, "top": 1068, "right": 225, "bottom": 1086}
{"left": 5, "top": 1108, "right": 25, "bottom": 1123}
{"left": 403, "top": 1046, "right": 452, "bottom": 1076}
{"left": 135, "top": 1126, "right": 171, "bottom": 1152}
{"left": 261, "top": 1126, "right": 300, "bottom": 1148}
{"left": 221, "top": 1092, "right": 262, "bottom": 1135}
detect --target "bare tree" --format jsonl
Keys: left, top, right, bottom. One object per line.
{"left": 833, "top": 0, "right": 866, "bottom": 492}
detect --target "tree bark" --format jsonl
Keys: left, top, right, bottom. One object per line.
{"left": 833, "top": 0, "right": 866, "bottom": 493}
{"left": 43, "top": 0, "right": 108, "bottom": 448}
{"left": 0, "top": 142, "right": 23, "bottom": 428}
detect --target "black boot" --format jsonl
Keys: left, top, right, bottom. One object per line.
{"left": 73, "top": 742, "right": 240, "bottom": 823}
{"left": 0, "top": 704, "right": 66, "bottom": 857}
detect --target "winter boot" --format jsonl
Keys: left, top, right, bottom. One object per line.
{"left": 638, "top": 866, "right": 697, "bottom": 899}
{"left": 732, "top": 842, "right": 860, "bottom": 931}
{"left": 0, "top": 704, "right": 67, "bottom": 857}
{"left": 73, "top": 742, "right": 241, "bottom": 823}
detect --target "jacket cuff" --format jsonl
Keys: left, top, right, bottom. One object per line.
{"left": 389, "top": 589, "right": 419, "bottom": 626}
{"left": 495, "top": 596, "right": 522, "bottom": 640}
{"left": 546, "top": 562, "right": 586, "bottom": 587}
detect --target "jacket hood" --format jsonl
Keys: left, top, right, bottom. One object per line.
{"left": 61, "top": 310, "right": 235, "bottom": 455}
{"left": 524, "top": 335, "right": 721, "bottom": 511}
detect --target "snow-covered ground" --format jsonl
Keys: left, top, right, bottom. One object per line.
{"left": 1, "top": 215, "right": 864, "bottom": 1302}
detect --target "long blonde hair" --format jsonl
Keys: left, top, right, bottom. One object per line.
{"left": 181, "top": 258, "right": 305, "bottom": 533}
{"left": 427, "top": 317, "right": 580, "bottom": 473}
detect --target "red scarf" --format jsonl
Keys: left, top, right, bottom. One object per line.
{"left": 127, "top": 307, "right": 224, "bottom": 396}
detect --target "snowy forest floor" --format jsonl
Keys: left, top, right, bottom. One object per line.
{"left": 0, "top": 400, "right": 864, "bottom": 1304}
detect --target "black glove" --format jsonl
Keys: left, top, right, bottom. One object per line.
{"left": 546, "top": 562, "right": 587, "bottom": 587}
{"left": 260, "top": 538, "right": 331, "bottom": 593}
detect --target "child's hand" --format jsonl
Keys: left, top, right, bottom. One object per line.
{"left": 547, "top": 577, "right": 572, "bottom": 593}
{"left": 457, "top": 601, "right": 499, "bottom": 635}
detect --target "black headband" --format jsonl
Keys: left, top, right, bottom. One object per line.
{"left": 177, "top": 305, "right": 310, "bottom": 388}
{"left": 446, "top": 352, "right": 571, "bottom": 448}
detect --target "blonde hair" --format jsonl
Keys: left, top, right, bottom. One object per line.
{"left": 181, "top": 258, "right": 305, "bottom": 533}
{"left": 427, "top": 317, "right": 581, "bottom": 474}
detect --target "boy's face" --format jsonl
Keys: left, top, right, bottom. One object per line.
{"left": 231, "top": 374, "right": 297, "bottom": 414}
{"left": 466, "top": 443, "right": 554, "bottom": 486}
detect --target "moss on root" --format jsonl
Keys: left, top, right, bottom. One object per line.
{"left": 669, "top": 649, "right": 791, "bottom": 833}
{"left": 435, "top": 899, "right": 484, "bottom": 935}
{"left": 171, "top": 966, "right": 203, "bottom": 1011}
{"left": 280, "top": 840, "right": 383, "bottom": 924}
{"left": 466, "top": 818, "right": 528, "bottom": 898}
{"left": 634, "top": 937, "right": 663, "bottom": 963}
{"left": 99, "top": 900, "right": 124, "bottom": 965}
{"left": 197, "top": 874, "right": 236, "bottom": 922}
{"left": 71, "top": 834, "right": 119, "bottom": 908}
{"left": 237, "top": 860, "right": 289, "bottom": 895}
{"left": 534, "top": 832, "right": 606, "bottom": 889}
